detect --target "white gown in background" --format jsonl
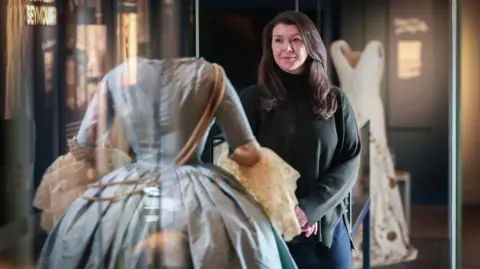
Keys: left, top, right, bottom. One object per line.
{"left": 330, "top": 40, "right": 418, "bottom": 267}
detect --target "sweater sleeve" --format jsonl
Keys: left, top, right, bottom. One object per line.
{"left": 298, "top": 90, "right": 362, "bottom": 225}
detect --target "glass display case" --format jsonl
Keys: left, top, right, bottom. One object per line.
{"left": 0, "top": 0, "right": 461, "bottom": 267}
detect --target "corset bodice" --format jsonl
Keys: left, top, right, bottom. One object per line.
{"left": 104, "top": 58, "right": 215, "bottom": 163}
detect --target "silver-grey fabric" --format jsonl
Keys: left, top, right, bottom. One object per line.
{"left": 37, "top": 58, "right": 298, "bottom": 269}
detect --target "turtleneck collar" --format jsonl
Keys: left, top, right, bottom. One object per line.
{"left": 280, "top": 70, "right": 310, "bottom": 96}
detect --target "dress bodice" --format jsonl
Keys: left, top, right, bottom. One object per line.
{"left": 76, "top": 58, "right": 254, "bottom": 165}
{"left": 107, "top": 58, "right": 214, "bottom": 163}
{"left": 331, "top": 40, "right": 389, "bottom": 147}
{"left": 331, "top": 40, "right": 385, "bottom": 98}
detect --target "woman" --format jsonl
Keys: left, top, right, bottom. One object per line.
{"left": 37, "top": 58, "right": 297, "bottom": 269}
{"left": 240, "top": 11, "right": 361, "bottom": 269}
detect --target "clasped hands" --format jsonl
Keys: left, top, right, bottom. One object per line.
{"left": 295, "top": 205, "right": 318, "bottom": 237}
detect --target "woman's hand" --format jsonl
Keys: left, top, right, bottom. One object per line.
{"left": 295, "top": 205, "right": 309, "bottom": 227}
{"left": 295, "top": 205, "right": 318, "bottom": 237}
{"left": 304, "top": 223, "right": 318, "bottom": 237}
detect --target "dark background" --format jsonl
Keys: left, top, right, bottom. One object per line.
{"left": 0, "top": 0, "right": 450, "bottom": 216}
{"left": 198, "top": 0, "right": 450, "bottom": 205}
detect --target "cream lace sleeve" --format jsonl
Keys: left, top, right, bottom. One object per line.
{"left": 216, "top": 146, "right": 302, "bottom": 241}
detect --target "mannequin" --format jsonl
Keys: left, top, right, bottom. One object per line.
{"left": 330, "top": 40, "right": 418, "bottom": 267}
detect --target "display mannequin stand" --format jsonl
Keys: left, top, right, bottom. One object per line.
{"left": 331, "top": 40, "right": 418, "bottom": 267}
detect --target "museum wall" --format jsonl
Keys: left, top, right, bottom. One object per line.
{"left": 0, "top": 1, "right": 5, "bottom": 118}
{"left": 193, "top": 0, "right": 452, "bottom": 205}
{"left": 461, "top": 0, "right": 480, "bottom": 205}
{"left": 0, "top": 0, "right": 454, "bottom": 208}
{"left": 339, "top": 0, "right": 450, "bottom": 205}
{"left": 0, "top": 0, "right": 6, "bottom": 226}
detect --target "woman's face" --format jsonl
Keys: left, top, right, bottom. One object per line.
{"left": 271, "top": 23, "right": 308, "bottom": 75}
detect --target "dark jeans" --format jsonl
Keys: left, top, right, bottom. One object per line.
{"left": 287, "top": 218, "right": 353, "bottom": 269}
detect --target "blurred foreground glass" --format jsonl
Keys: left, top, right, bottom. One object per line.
{"left": 1, "top": 0, "right": 189, "bottom": 267}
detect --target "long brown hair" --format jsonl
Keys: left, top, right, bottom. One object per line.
{"left": 258, "top": 11, "right": 337, "bottom": 119}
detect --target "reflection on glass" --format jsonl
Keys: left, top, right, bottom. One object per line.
{"left": 121, "top": 13, "right": 138, "bottom": 83}
{"left": 25, "top": 0, "right": 58, "bottom": 26}
{"left": 1, "top": 0, "right": 181, "bottom": 267}
{"left": 4, "top": 0, "right": 26, "bottom": 119}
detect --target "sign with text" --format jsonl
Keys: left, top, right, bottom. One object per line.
{"left": 118, "top": 0, "right": 138, "bottom": 13}
{"left": 24, "top": 0, "right": 57, "bottom": 26}
{"left": 387, "top": 0, "right": 435, "bottom": 128}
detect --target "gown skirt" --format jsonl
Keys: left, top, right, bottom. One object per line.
{"left": 37, "top": 162, "right": 297, "bottom": 269}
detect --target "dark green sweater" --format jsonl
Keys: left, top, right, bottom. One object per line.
{"left": 239, "top": 73, "right": 361, "bottom": 247}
